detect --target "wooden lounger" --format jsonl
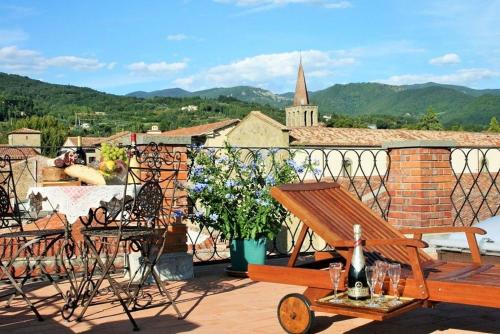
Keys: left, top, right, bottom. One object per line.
{"left": 248, "top": 182, "right": 499, "bottom": 333}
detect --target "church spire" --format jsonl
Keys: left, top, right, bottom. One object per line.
{"left": 293, "top": 57, "right": 309, "bottom": 106}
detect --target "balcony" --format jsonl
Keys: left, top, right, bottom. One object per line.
{"left": 0, "top": 142, "right": 499, "bottom": 333}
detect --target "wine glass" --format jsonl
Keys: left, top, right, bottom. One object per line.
{"left": 375, "top": 261, "right": 388, "bottom": 301}
{"left": 388, "top": 263, "right": 403, "bottom": 306}
{"left": 328, "top": 262, "right": 343, "bottom": 303}
{"left": 365, "top": 266, "right": 379, "bottom": 307}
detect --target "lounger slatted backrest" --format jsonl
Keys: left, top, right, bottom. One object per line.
{"left": 271, "top": 182, "right": 432, "bottom": 266}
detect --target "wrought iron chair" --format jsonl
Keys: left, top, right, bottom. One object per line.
{"left": 63, "top": 143, "right": 183, "bottom": 330}
{"left": 0, "top": 155, "right": 69, "bottom": 321}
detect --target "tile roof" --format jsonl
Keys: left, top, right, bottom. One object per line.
{"left": 0, "top": 145, "right": 40, "bottom": 159}
{"left": 8, "top": 128, "right": 41, "bottom": 134}
{"left": 161, "top": 119, "right": 239, "bottom": 137}
{"left": 96, "top": 131, "right": 131, "bottom": 145}
{"left": 289, "top": 127, "right": 500, "bottom": 147}
{"left": 65, "top": 136, "right": 106, "bottom": 147}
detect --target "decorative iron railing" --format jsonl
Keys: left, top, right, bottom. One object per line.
{"left": 6, "top": 144, "right": 498, "bottom": 264}
{"left": 185, "top": 146, "right": 391, "bottom": 262}
{"left": 450, "top": 147, "right": 500, "bottom": 226}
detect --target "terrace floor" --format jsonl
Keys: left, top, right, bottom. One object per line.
{"left": 1, "top": 262, "right": 499, "bottom": 334}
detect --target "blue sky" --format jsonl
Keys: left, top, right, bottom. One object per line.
{"left": 0, "top": 0, "right": 499, "bottom": 94}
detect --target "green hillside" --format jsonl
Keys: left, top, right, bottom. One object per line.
{"left": 127, "top": 85, "right": 292, "bottom": 108}
{"left": 131, "top": 82, "right": 500, "bottom": 128}
{"left": 127, "top": 88, "right": 191, "bottom": 98}
{"left": 1, "top": 72, "right": 499, "bottom": 140}
{"left": 310, "top": 83, "right": 500, "bottom": 126}
{"left": 0, "top": 73, "right": 284, "bottom": 139}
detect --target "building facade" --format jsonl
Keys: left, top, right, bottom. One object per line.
{"left": 8, "top": 128, "right": 41, "bottom": 148}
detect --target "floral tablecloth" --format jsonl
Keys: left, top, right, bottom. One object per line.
{"left": 27, "top": 185, "right": 136, "bottom": 224}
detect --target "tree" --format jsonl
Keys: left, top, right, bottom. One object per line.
{"left": 417, "top": 107, "right": 443, "bottom": 130}
{"left": 11, "top": 115, "right": 68, "bottom": 156}
{"left": 487, "top": 117, "right": 500, "bottom": 133}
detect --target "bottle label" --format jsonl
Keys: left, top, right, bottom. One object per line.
{"left": 348, "top": 282, "right": 369, "bottom": 298}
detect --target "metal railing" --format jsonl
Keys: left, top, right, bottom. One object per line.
{"left": 450, "top": 147, "right": 500, "bottom": 226}
{"left": 186, "top": 146, "right": 391, "bottom": 262}
{"left": 4, "top": 144, "right": 499, "bottom": 264}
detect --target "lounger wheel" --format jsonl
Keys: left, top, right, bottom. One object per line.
{"left": 277, "top": 293, "right": 315, "bottom": 334}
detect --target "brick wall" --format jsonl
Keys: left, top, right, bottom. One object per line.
{"left": 386, "top": 143, "right": 454, "bottom": 228}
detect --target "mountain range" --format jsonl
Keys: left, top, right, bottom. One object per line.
{"left": 0, "top": 71, "right": 498, "bottom": 130}
{"left": 128, "top": 83, "right": 500, "bottom": 125}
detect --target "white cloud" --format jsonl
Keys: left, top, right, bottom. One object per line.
{"left": 0, "top": 45, "right": 110, "bottom": 73}
{"left": 429, "top": 53, "right": 461, "bottom": 65}
{"left": 107, "top": 62, "right": 117, "bottom": 70}
{"left": 378, "top": 68, "right": 500, "bottom": 86}
{"left": 173, "top": 50, "right": 354, "bottom": 89}
{"left": 167, "top": 34, "right": 188, "bottom": 41}
{"left": 0, "top": 29, "right": 28, "bottom": 45}
{"left": 44, "top": 56, "right": 105, "bottom": 70}
{"left": 214, "top": 0, "right": 351, "bottom": 12}
{"left": 126, "top": 61, "right": 188, "bottom": 76}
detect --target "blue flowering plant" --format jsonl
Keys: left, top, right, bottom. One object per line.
{"left": 188, "top": 145, "right": 300, "bottom": 241}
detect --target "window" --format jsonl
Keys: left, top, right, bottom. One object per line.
{"left": 304, "top": 111, "right": 307, "bottom": 126}
{"left": 310, "top": 110, "right": 314, "bottom": 126}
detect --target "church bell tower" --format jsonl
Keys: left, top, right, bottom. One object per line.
{"left": 285, "top": 58, "right": 318, "bottom": 127}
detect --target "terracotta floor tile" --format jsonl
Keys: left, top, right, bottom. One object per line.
{"left": 0, "top": 265, "right": 499, "bottom": 333}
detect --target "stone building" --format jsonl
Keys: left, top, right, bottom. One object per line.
{"left": 227, "top": 111, "right": 288, "bottom": 147}
{"left": 8, "top": 128, "right": 41, "bottom": 149}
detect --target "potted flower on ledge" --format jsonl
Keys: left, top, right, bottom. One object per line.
{"left": 188, "top": 145, "right": 298, "bottom": 274}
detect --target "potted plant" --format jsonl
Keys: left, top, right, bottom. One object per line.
{"left": 188, "top": 145, "right": 299, "bottom": 273}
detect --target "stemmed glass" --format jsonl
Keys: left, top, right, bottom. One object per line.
{"left": 388, "top": 263, "right": 403, "bottom": 306}
{"left": 365, "top": 266, "right": 379, "bottom": 307}
{"left": 375, "top": 261, "right": 388, "bottom": 301}
{"left": 328, "top": 262, "right": 343, "bottom": 303}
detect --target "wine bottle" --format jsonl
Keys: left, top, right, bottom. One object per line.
{"left": 74, "top": 136, "right": 87, "bottom": 165}
{"left": 127, "top": 133, "right": 140, "bottom": 184}
{"left": 347, "top": 224, "right": 369, "bottom": 300}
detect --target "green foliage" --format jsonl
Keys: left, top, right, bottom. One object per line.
{"left": 188, "top": 145, "right": 299, "bottom": 240}
{"left": 415, "top": 107, "right": 444, "bottom": 130}
{"left": 325, "top": 113, "right": 417, "bottom": 129}
{"left": 1, "top": 73, "right": 498, "bottom": 135}
{"left": 129, "top": 85, "right": 292, "bottom": 108}
{"left": 10, "top": 115, "right": 68, "bottom": 156}
{"left": 310, "top": 83, "right": 500, "bottom": 129}
{"left": 488, "top": 117, "right": 500, "bottom": 132}
{"left": 0, "top": 73, "right": 284, "bottom": 138}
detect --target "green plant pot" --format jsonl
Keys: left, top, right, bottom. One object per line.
{"left": 229, "top": 238, "right": 267, "bottom": 272}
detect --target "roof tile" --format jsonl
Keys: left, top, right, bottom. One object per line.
{"left": 161, "top": 119, "right": 239, "bottom": 137}
{"left": 289, "top": 127, "right": 500, "bottom": 147}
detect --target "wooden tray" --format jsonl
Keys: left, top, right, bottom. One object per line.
{"left": 317, "top": 292, "right": 415, "bottom": 312}
{"left": 313, "top": 292, "right": 423, "bottom": 321}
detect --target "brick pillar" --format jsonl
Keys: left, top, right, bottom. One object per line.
{"left": 384, "top": 140, "right": 456, "bottom": 228}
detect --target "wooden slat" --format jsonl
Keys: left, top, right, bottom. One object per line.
{"left": 254, "top": 182, "right": 500, "bottom": 311}
{"left": 248, "top": 264, "right": 335, "bottom": 289}
{"left": 279, "top": 182, "right": 340, "bottom": 191}
{"left": 287, "top": 224, "right": 308, "bottom": 267}
{"left": 270, "top": 182, "right": 431, "bottom": 265}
